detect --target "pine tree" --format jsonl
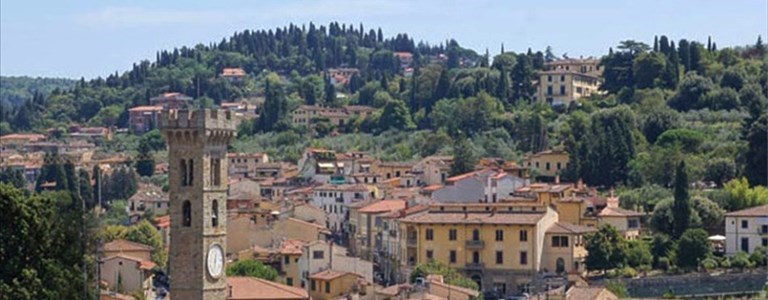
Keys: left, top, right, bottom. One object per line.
{"left": 672, "top": 160, "right": 691, "bottom": 239}
{"left": 756, "top": 35, "right": 766, "bottom": 57}
{"left": 545, "top": 46, "right": 556, "bottom": 61}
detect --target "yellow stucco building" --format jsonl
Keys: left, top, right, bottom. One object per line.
{"left": 398, "top": 203, "right": 592, "bottom": 297}
{"left": 309, "top": 270, "right": 365, "bottom": 300}
{"left": 535, "top": 58, "right": 602, "bottom": 106}
{"left": 524, "top": 149, "right": 570, "bottom": 179}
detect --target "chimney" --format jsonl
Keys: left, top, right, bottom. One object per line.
{"left": 228, "top": 285, "right": 233, "bottom": 298}
{"left": 577, "top": 178, "right": 584, "bottom": 191}
{"left": 607, "top": 190, "right": 619, "bottom": 208}
{"left": 555, "top": 175, "right": 560, "bottom": 184}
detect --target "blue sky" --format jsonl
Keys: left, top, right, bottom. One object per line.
{"left": 1, "top": 0, "right": 766, "bottom": 79}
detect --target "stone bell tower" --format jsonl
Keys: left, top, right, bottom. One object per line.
{"left": 161, "top": 109, "right": 236, "bottom": 300}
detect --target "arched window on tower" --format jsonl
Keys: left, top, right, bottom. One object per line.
{"left": 180, "top": 159, "right": 188, "bottom": 186}
{"left": 182, "top": 200, "right": 191, "bottom": 227}
{"left": 212, "top": 200, "right": 219, "bottom": 227}
{"left": 188, "top": 159, "right": 194, "bottom": 186}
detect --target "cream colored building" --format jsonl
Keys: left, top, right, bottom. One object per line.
{"left": 524, "top": 149, "right": 569, "bottom": 179}
{"left": 535, "top": 58, "right": 602, "bottom": 106}
{"left": 99, "top": 239, "right": 156, "bottom": 296}
{"left": 725, "top": 204, "right": 768, "bottom": 255}
{"left": 227, "top": 152, "right": 270, "bottom": 177}
{"left": 100, "top": 255, "right": 156, "bottom": 295}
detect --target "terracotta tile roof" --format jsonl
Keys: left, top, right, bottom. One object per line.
{"left": 378, "top": 161, "right": 415, "bottom": 168}
{"left": 227, "top": 276, "right": 309, "bottom": 300}
{"left": 401, "top": 210, "right": 545, "bottom": 225}
{"left": 546, "top": 222, "right": 597, "bottom": 235}
{"left": 725, "top": 204, "right": 768, "bottom": 217}
{"left": 128, "top": 105, "right": 164, "bottom": 112}
{"left": 516, "top": 183, "right": 572, "bottom": 193}
{"left": 429, "top": 279, "right": 480, "bottom": 297}
{"left": 310, "top": 269, "right": 359, "bottom": 280}
{"left": 280, "top": 239, "right": 305, "bottom": 255}
{"left": 378, "top": 284, "right": 410, "bottom": 296}
{"left": 139, "top": 260, "right": 157, "bottom": 270}
{"left": 393, "top": 52, "right": 414, "bottom": 58}
{"left": 344, "top": 105, "right": 376, "bottom": 112}
{"left": 422, "top": 185, "right": 443, "bottom": 192}
{"left": 102, "top": 254, "right": 155, "bottom": 270}
{"left": 100, "top": 291, "right": 135, "bottom": 300}
{"left": 103, "top": 239, "right": 154, "bottom": 252}
{"left": 155, "top": 215, "right": 170, "bottom": 228}
{"left": 538, "top": 69, "right": 601, "bottom": 79}
{"left": 287, "top": 218, "right": 330, "bottom": 233}
{"left": 221, "top": 68, "right": 246, "bottom": 77}
{"left": 598, "top": 206, "right": 644, "bottom": 217}
{"left": 358, "top": 200, "right": 406, "bottom": 214}
{"left": 315, "top": 184, "right": 369, "bottom": 192}
{"left": 565, "top": 286, "right": 617, "bottom": 300}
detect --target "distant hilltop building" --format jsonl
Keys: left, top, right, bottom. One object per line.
{"left": 535, "top": 58, "right": 603, "bottom": 106}
{"left": 220, "top": 68, "right": 247, "bottom": 83}
{"left": 150, "top": 92, "right": 193, "bottom": 109}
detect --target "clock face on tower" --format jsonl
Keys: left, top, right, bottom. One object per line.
{"left": 207, "top": 243, "right": 224, "bottom": 279}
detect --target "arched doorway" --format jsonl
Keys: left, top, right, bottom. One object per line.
{"left": 471, "top": 275, "right": 483, "bottom": 291}
{"left": 556, "top": 258, "right": 565, "bottom": 274}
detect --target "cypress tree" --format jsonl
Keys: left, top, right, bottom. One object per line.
{"left": 78, "top": 169, "right": 94, "bottom": 208}
{"left": 653, "top": 36, "right": 659, "bottom": 52}
{"left": 672, "top": 160, "right": 691, "bottom": 238}
{"left": 450, "top": 134, "right": 477, "bottom": 176}
{"left": 324, "top": 74, "right": 336, "bottom": 105}
{"left": 689, "top": 42, "right": 703, "bottom": 74}
{"left": 495, "top": 67, "right": 510, "bottom": 104}
{"left": 135, "top": 139, "right": 155, "bottom": 177}
{"left": 678, "top": 39, "right": 691, "bottom": 72}
{"left": 659, "top": 36, "right": 670, "bottom": 56}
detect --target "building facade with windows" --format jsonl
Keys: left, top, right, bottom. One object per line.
{"left": 535, "top": 58, "right": 602, "bottom": 106}
{"left": 398, "top": 203, "right": 559, "bottom": 297}
{"left": 725, "top": 204, "right": 768, "bottom": 255}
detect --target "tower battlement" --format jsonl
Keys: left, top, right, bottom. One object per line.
{"left": 160, "top": 109, "right": 238, "bottom": 131}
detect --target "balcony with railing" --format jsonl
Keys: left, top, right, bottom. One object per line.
{"left": 465, "top": 240, "right": 485, "bottom": 249}
{"left": 465, "top": 262, "right": 485, "bottom": 270}
{"left": 406, "top": 238, "right": 418, "bottom": 247}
